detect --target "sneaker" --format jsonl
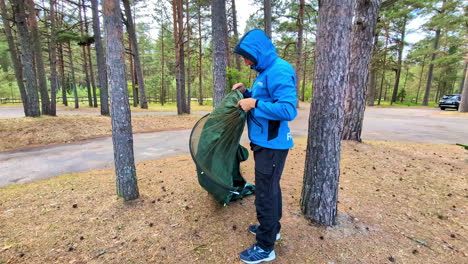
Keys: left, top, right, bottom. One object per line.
{"left": 239, "top": 244, "right": 276, "bottom": 264}
{"left": 248, "top": 225, "right": 281, "bottom": 240}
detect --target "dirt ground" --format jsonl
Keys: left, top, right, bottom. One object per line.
{"left": 1, "top": 138, "right": 466, "bottom": 264}
{"left": 0, "top": 115, "right": 201, "bottom": 152}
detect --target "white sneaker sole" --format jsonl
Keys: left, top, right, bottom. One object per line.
{"left": 240, "top": 251, "right": 276, "bottom": 264}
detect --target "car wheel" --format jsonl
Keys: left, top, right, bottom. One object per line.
{"left": 440, "top": 107, "right": 445, "bottom": 110}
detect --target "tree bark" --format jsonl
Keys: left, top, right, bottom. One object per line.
{"left": 342, "top": 0, "right": 381, "bottom": 141}
{"left": 103, "top": 0, "right": 139, "bottom": 201}
{"left": 458, "top": 62, "right": 467, "bottom": 94}
{"left": 12, "top": 0, "right": 40, "bottom": 117}
{"left": 295, "top": 0, "right": 305, "bottom": 107}
{"left": 300, "top": 0, "right": 354, "bottom": 226}
{"left": 129, "top": 40, "right": 137, "bottom": 106}
{"left": 83, "top": 0, "right": 97, "bottom": 107}
{"left": 91, "top": 0, "right": 109, "bottom": 115}
{"left": 26, "top": 0, "right": 50, "bottom": 115}
{"left": 186, "top": 0, "right": 191, "bottom": 113}
{"left": 211, "top": 0, "right": 227, "bottom": 108}
{"left": 264, "top": 0, "right": 272, "bottom": 38}
{"left": 232, "top": 0, "right": 241, "bottom": 71}
{"left": 0, "top": 0, "right": 29, "bottom": 116}
{"left": 173, "top": 0, "right": 187, "bottom": 114}
{"left": 422, "top": 29, "right": 441, "bottom": 106}
{"left": 198, "top": 2, "right": 203, "bottom": 105}
{"left": 58, "top": 43, "right": 67, "bottom": 106}
{"left": 367, "top": 31, "right": 380, "bottom": 106}
{"left": 160, "top": 24, "right": 165, "bottom": 106}
{"left": 390, "top": 15, "right": 406, "bottom": 104}
{"left": 48, "top": 0, "right": 58, "bottom": 116}
{"left": 79, "top": 2, "right": 93, "bottom": 107}
{"left": 459, "top": 60, "right": 468, "bottom": 112}
{"left": 67, "top": 42, "right": 79, "bottom": 109}
{"left": 122, "top": 0, "right": 147, "bottom": 109}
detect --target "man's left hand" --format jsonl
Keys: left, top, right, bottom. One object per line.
{"left": 238, "top": 98, "right": 257, "bottom": 112}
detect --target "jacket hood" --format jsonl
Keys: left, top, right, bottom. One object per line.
{"left": 233, "top": 29, "right": 278, "bottom": 72}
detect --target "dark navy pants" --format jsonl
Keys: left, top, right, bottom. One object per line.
{"left": 251, "top": 143, "right": 289, "bottom": 251}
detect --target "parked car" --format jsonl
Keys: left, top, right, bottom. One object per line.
{"left": 439, "top": 94, "right": 461, "bottom": 110}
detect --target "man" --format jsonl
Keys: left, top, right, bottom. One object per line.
{"left": 232, "top": 29, "right": 297, "bottom": 263}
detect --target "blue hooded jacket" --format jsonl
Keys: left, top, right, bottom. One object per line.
{"left": 234, "top": 29, "right": 297, "bottom": 149}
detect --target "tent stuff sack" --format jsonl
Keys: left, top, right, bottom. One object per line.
{"left": 189, "top": 90, "right": 255, "bottom": 205}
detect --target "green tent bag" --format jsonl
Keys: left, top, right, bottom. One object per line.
{"left": 189, "top": 90, "right": 255, "bottom": 205}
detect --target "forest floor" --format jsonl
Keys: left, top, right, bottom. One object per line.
{"left": 1, "top": 138, "right": 467, "bottom": 264}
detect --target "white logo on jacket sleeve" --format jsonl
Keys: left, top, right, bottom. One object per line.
{"left": 287, "top": 132, "right": 292, "bottom": 141}
{"left": 257, "top": 82, "right": 263, "bottom": 86}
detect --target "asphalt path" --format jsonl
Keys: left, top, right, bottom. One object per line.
{"left": 1, "top": 106, "right": 467, "bottom": 187}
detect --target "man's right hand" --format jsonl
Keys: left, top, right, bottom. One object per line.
{"left": 232, "top": 83, "right": 246, "bottom": 94}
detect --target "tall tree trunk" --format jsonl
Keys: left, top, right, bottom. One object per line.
{"left": 459, "top": 60, "right": 468, "bottom": 112}
{"left": 68, "top": 42, "right": 79, "bottom": 109}
{"left": 342, "top": 0, "right": 381, "bottom": 141}
{"left": 367, "top": 31, "right": 380, "bottom": 106}
{"left": 232, "top": 0, "right": 241, "bottom": 71}
{"left": 58, "top": 43, "right": 67, "bottom": 106}
{"left": 211, "top": 0, "right": 227, "bottom": 108}
{"left": 390, "top": 15, "right": 406, "bottom": 104}
{"left": 26, "top": 0, "right": 50, "bottom": 115}
{"left": 415, "top": 56, "right": 427, "bottom": 104}
{"left": 122, "top": 0, "right": 148, "bottom": 109}
{"left": 173, "top": 0, "right": 187, "bottom": 114}
{"left": 378, "top": 30, "right": 389, "bottom": 105}
{"left": 198, "top": 3, "right": 203, "bottom": 105}
{"left": 83, "top": 1, "right": 97, "bottom": 107}
{"left": 160, "top": 25, "right": 165, "bottom": 106}
{"left": 295, "top": 0, "right": 305, "bottom": 107}
{"left": 300, "top": 0, "right": 354, "bottom": 226}
{"left": 129, "top": 40, "right": 137, "bottom": 107}
{"left": 79, "top": 1, "right": 92, "bottom": 107}
{"left": 186, "top": 0, "right": 191, "bottom": 113}
{"left": 0, "top": 0, "right": 29, "bottom": 116}
{"left": 264, "top": 0, "right": 271, "bottom": 38}
{"left": 103, "top": 0, "right": 139, "bottom": 201}
{"left": 48, "top": 0, "right": 58, "bottom": 116}
{"left": 422, "top": 29, "right": 441, "bottom": 106}
{"left": 301, "top": 48, "right": 307, "bottom": 101}
{"left": 91, "top": 0, "right": 109, "bottom": 115}
{"left": 12, "top": 0, "right": 40, "bottom": 117}
{"left": 458, "top": 62, "right": 467, "bottom": 94}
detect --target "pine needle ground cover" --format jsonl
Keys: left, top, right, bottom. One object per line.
{"left": 0, "top": 115, "right": 200, "bottom": 152}
{"left": 1, "top": 139, "right": 466, "bottom": 263}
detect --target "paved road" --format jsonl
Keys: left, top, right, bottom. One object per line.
{"left": 1, "top": 107, "right": 467, "bottom": 187}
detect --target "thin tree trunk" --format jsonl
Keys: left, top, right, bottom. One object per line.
{"left": 48, "top": 0, "right": 58, "bottom": 116}
{"left": 160, "top": 25, "right": 165, "bottom": 106}
{"left": 459, "top": 60, "right": 468, "bottom": 112}
{"left": 122, "top": 0, "right": 148, "bottom": 108}
{"left": 423, "top": 29, "right": 441, "bottom": 106}
{"left": 367, "top": 31, "right": 380, "bottom": 106}
{"left": 301, "top": 0, "right": 354, "bottom": 226}
{"left": 232, "top": 0, "right": 241, "bottom": 71}
{"left": 458, "top": 62, "right": 467, "bottom": 94}
{"left": 58, "top": 43, "right": 67, "bottom": 106}
{"left": 68, "top": 42, "right": 79, "bottom": 109}
{"left": 0, "top": 0, "right": 29, "bottom": 115}
{"left": 186, "top": 0, "right": 191, "bottom": 113}
{"left": 83, "top": 1, "right": 97, "bottom": 107}
{"left": 173, "top": 0, "right": 187, "bottom": 114}
{"left": 27, "top": 0, "right": 50, "bottom": 115}
{"left": 295, "top": 0, "right": 305, "bottom": 107}
{"left": 211, "top": 0, "right": 227, "bottom": 108}
{"left": 198, "top": 3, "right": 203, "bottom": 105}
{"left": 301, "top": 49, "right": 307, "bottom": 101}
{"left": 129, "top": 40, "right": 137, "bottom": 107}
{"left": 342, "top": 0, "right": 381, "bottom": 141}
{"left": 103, "top": 0, "right": 139, "bottom": 201}
{"left": 264, "top": 0, "right": 271, "bottom": 38}
{"left": 378, "top": 30, "right": 389, "bottom": 105}
{"left": 415, "top": 57, "right": 426, "bottom": 104}
{"left": 12, "top": 0, "right": 40, "bottom": 116}
{"left": 391, "top": 15, "right": 406, "bottom": 104}
{"left": 91, "top": 0, "right": 109, "bottom": 115}
{"left": 79, "top": 1, "right": 92, "bottom": 107}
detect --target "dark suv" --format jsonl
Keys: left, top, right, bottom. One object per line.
{"left": 439, "top": 94, "right": 461, "bottom": 110}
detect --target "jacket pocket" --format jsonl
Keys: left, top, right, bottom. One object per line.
{"left": 268, "top": 120, "right": 280, "bottom": 141}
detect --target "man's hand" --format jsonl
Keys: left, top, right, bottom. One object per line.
{"left": 232, "top": 83, "right": 246, "bottom": 93}
{"left": 238, "top": 98, "right": 257, "bottom": 112}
